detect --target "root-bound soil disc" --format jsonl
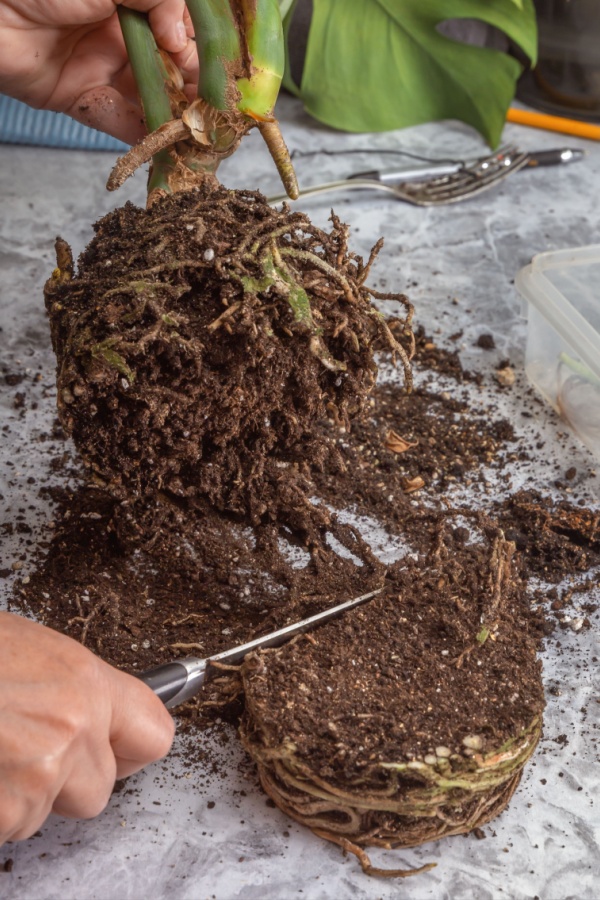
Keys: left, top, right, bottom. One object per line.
{"left": 240, "top": 525, "right": 544, "bottom": 874}
{"left": 44, "top": 185, "right": 412, "bottom": 521}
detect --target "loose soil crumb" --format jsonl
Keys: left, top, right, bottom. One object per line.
{"left": 496, "top": 490, "right": 600, "bottom": 582}
{"left": 476, "top": 333, "right": 496, "bottom": 350}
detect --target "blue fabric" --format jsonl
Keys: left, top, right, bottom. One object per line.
{"left": 0, "top": 95, "right": 129, "bottom": 151}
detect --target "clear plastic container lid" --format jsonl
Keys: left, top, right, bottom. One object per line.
{"left": 517, "top": 245, "right": 600, "bottom": 461}
{"left": 516, "top": 244, "right": 600, "bottom": 384}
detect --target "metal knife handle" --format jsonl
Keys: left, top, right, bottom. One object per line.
{"left": 525, "top": 148, "right": 584, "bottom": 166}
{"left": 348, "top": 161, "right": 463, "bottom": 183}
{"left": 137, "top": 657, "right": 208, "bottom": 709}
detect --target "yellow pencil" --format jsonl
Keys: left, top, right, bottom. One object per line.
{"left": 507, "top": 107, "right": 600, "bottom": 141}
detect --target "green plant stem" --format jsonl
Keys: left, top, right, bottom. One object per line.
{"left": 559, "top": 352, "right": 600, "bottom": 387}
{"left": 235, "top": 0, "right": 285, "bottom": 118}
{"left": 185, "top": 0, "right": 241, "bottom": 112}
{"left": 186, "top": 0, "right": 284, "bottom": 120}
{"left": 117, "top": 7, "right": 178, "bottom": 194}
{"left": 116, "top": 1, "right": 295, "bottom": 197}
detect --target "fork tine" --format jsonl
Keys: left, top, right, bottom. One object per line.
{"left": 398, "top": 151, "right": 530, "bottom": 206}
{"left": 438, "top": 153, "right": 530, "bottom": 202}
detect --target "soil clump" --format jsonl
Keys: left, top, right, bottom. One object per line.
{"left": 240, "top": 526, "right": 545, "bottom": 872}
{"left": 44, "top": 185, "right": 412, "bottom": 528}
{"left": 495, "top": 490, "right": 600, "bottom": 582}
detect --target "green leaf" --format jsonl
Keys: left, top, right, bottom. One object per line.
{"left": 281, "top": 0, "right": 302, "bottom": 98}
{"left": 283, "top": 0, "right": 537, "bottom": 146}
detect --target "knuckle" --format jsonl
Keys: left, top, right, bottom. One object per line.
{"left": 59, "top": 703, "right": 91, "bottom": 742}
{"left": 72, "top": 650, "right": 103, "bottom": 690}
{"left": 30, "top": 754, "right": 62, "bottom": 796}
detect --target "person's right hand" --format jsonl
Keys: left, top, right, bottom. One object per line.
{"left": 0, "top": 611, "right": 175, "bottom": 846}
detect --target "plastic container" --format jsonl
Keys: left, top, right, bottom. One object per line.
{"left": 516, "top": 245, "right": 600, "bottom": 461}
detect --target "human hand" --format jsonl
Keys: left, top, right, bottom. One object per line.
{"left": 0, "top": 1, "right": 199, "bottom": 143}
{"left": 0, "top": 611, "right": 175, "bottom": 846}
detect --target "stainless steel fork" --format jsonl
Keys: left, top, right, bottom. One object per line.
{"left": 268, "top": 146, "right": 530, "bottom": 207}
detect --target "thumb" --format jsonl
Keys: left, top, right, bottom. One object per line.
{"left": 124, "top": 0, "right": 189, "bottom": 53}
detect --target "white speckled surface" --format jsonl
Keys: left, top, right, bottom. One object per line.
{"left": 1, "top": 95, "right": 599, "bottom": 899}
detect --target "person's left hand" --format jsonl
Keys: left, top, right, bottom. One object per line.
{"left": 0, "top": 1, "right": 199, "bottom": 144}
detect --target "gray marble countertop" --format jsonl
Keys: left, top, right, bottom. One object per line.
{"left": 1, "top": 94, "right": 599, "bottom": 900}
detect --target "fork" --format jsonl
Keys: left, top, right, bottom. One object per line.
{"left": 268, "top": 146, "right": 530, "bottom": 207}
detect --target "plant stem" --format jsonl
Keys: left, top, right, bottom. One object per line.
{"left": 559, "top": 352, "right": 600, "bottom": 387}
{"left": 185, "top": 0, "right": 241, "bottom": 112}
{"left": 115, "top": 1, "right": 297, "bottom": 198}
{"left": 185, "top": 0, "right": 286, "bottom": 117}
{"left": 117, "top": 7, "right": 178, "bottom": 195}
{"left": 235, "top": 0, "right": 285, "bottom": 119}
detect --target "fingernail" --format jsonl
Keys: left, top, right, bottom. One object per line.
{"left": 175, "top": 21, "right": 187, "bottom": 50}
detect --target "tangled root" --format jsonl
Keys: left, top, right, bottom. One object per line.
{"left": 239, "top": 525, "right": 545, "bottom": 876}
{"left": 45, "top": 185, "right": 413, "bottom": 524}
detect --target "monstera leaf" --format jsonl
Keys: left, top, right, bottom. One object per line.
{"left": 282, "top": 0, "right": 537, "bottom": 146}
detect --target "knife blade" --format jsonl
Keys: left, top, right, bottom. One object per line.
{"left": 137, "top": 587, "right": 382, "bottom": 709}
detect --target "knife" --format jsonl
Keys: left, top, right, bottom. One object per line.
{"left": 137, "top": 588, "right": 382, "bottom": 709}
{"left": 346, "top": 147, "right": 584, "bottom": 184}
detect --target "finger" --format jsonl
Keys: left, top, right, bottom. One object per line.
{"left": 114, "top": 755, "right": 149, "bottom": 780}
{"left": 108, "top": 670, "right": 175, "bottom": 768}
{"left": 51, "top": 751, "right": 117, "bottom": 820}
{"left": 123, "top": 0, "right": 188, "bottom": 53}
{"left": 0, "top": 791, "right": 38, "bottom": 845}
{"left": 171, "top": 37, "right": 199, "bottom": 89}
{"left": 65, "top": 85, "right": 147, "bottom": 145}
{"left": 0, "top": 716, "right": 61, "bottom": 844}
{"left": 5, "top": 800, "right": 53, "bottom": 844}
{"left": 183, "top": 8, "right": 194, "bottom": 38}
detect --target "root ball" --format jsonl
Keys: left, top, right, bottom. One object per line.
{"left": 240, "top": 527, "right": 545, "bottom": 874}
{"left": 45, "top": 185, "right": 412, "bottom": 518}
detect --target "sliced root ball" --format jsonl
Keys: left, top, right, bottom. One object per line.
{"left": 239, "top": 525, "right": 545, "bottom": 874}
{"left": 45, "top": 185, "right": 413, "bottom": 518}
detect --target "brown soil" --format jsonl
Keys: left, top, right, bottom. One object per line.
{"left": 495, "top": 490, "right": 600, "bottom": 582}
{"left": 18, "top": 481, "right": 384, "bottom": 675}
{"left": 9, "top": 336, "right": 536, "bottom": 678}
{"left": 44, "top": 185, "right": 412, "bottom": 528}
{"left": 241, "top": 528, "right": 544, "bottom": 865}
{"left": 4, "top": 195, "right": 599, "bottom": 874}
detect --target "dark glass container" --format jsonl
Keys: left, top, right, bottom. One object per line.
{"left": 518, "top": 0, "right": 600, "bottom": 121}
